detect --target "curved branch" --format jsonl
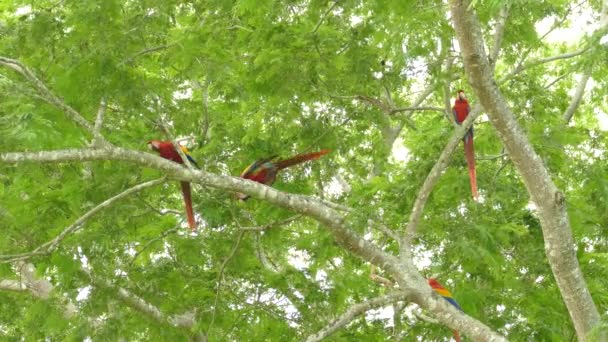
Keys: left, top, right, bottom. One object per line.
{"left": 0, "top": 177, "right": 166, "bottom": 263}
{"left": 499, "top": 49, "right": 587, "bottom": 84}
{"left": 304, "top": 292, "right": 408, "bottom": 342}
{"left": 403, "top": 104, "right": 482, "bottom": 247}
{"left": 0, "top": 56, "right": 106, "bottom": 143}
{"left": 563, "top": 0, "right": 608, "bottom": 123}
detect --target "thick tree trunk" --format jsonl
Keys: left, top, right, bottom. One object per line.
{"left": 449, "top": 1, "right": 600, "bottom": 340}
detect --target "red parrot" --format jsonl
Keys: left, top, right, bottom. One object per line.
{"left": 428, "top": 278, "right": 463, "bottom": 342}
{"left": 236, "top": 149, "right": 330, "bottom": 200}
{"left": 452, "top": 89, "right": 478, "bottom": 200}
{"left": 148, "top": 140, "right": 198, "bottom": 231}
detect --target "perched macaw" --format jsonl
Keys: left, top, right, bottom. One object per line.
{"left": 236, "top": 149, "right": 330, "bottom": 200}
{"left": 452, "top": 89, "right": 478, "bottom": 200}
{"left": 428, "top": 278, "right": 462, "bottom": 342}
{"left": 148, "top": 140, "right": 198, "bottom": 231}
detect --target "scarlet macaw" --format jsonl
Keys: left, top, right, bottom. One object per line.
{"left": 148, "top": 140, "right": 198, "bottom": 231}
{"left": 428, "top": 278, "right": 462, "bottom": 342}
{"left": 452, "top": 89, "right": 478, "bottom": 200}
{"left": 236, "top": 149, "right": 330, "bottom": 200}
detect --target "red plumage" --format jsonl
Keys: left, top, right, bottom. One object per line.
{"left": 148, "top": 140, "right": 198, "bottom": 231}
{"left": 452, "top": 91, "right": 478, "bottom": 201}
{"left": 237, "top": 149, "right": 330, "bottom": 200}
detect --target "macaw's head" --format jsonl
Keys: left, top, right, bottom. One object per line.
{"left": 457, "top": 90, "right": 466, "bottom": 100}
{"left": 427, "top": 278, "right": 440, "bottom": 287}
{"left": 147, "top": 140, "right": 162, "bottom": 152}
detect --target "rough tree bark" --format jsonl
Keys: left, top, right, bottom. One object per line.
{"left": 449, "top": 0, "right": 600, "bottom": 340}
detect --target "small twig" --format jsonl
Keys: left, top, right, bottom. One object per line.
{"left": 312, "top": 1, "right": 339, "bottom": 34}
{"left": 239, "top": 214, "right": 303, "bottom": 231}
{"left": 158, "top": 117, "right": 195, "bottom": 170}
{"left": 499, "top": 49, "right": 588, "bottom": 84}
{"left": 208, "top": 228, "right": 246, "bottom": 333}
{"left": 477, "top": 153, "right": 507, "bottom": 160}
{"left": 389, "top": 106, "right": 445, "bottom": 114}
{"left": 403, "top": 104, "right": 483, "bottom": 248}
{"left": 488, "top": 4, "right": 510, "bottom": 70}
{"left": 543, "top": 74, "right": 568, "bottom": 89}
{"left": 93, "top": 97, "right": 107, "bottom": 146}
{"left": 304, "top": 292, "right": 408, "bottom": 342}
{"left": 137, "top": 195, "right": 182, "bottom": 216}
{"left": 129, "top": 223, "right": 181, "bottom": 267}
{"left": 0, "top": 56, "right": 104, "bottom": 142}
{"left": 0, "top": 177, "right": 166, "bottom": 263}
{"left": 370, "top": 265, "right": 394, "bottom": 287}
{"left": 122, "top": 45, "right": 171, "bottom": 65}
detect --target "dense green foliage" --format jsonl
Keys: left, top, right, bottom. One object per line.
{"left": 0, "top": 0, "right": 607, "bottom": 340}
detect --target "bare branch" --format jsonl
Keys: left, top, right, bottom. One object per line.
{"left": 194, "top": 79, "right": 211, "bottom": 146}
{"left": 499, "top": 49, "right": 588, "bottom": 84}
{"left": 563, "top": 0, "right": 607, "bottom": 123}
{"left": 305, "top": 292, "right": 408, "bottom": 342}
{"left": 0, "top": 56, "right": 104, "bottom": 142}
{"left": 312, "top": 1, "right": 339, "bottom": 33}
{"left": 450, "top": 0, "right": 600, "bottom": 338}
{"left": 543, "top": 74, "right": 569, "bottom": 89}
{"left": 93, "top": 97, "right": 107, "bottom": 146}
{"left": 0, "top": 279, "right": 27, "bottom": 291}
{"left": 0, "top": 178, "right": 166, "bottom": 263}
{"left": 14, "top": 262, "right": 77, "bottom": 318}
{"left": 123, "top": 45, "right": 171, "bottom": 64}
{"left": 477, "top": 153, "right": 507, "bottom": 160}
{"left": 370, "top": 265, "right": 394, "bottom": 287}
{"left": 403, "top": 104, "right": 482, "bottom": 247}
{"left": 239, "top": 214, "right": 303, "bottom": 231}
{"left": 158, "top": 118, "right": 196, "bottom": 170}
{"left": 389, "top": 106, "right": 445, "bottom": 114}
{"left": 208, "top": 229, "right": 246, "bottom": 332}
{"left": 489, "top": 5, "right": 510, "bottom": 70}
{"left": 129, "top": 223, "right": 181, "bottom": 267}
{"left": 92, "top": 274, "right": 203, "bottom": 337}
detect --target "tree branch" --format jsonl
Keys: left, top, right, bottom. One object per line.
{"left": 403, "top": 104, "right": 483, "bottom": 247}
{"left": 91, "top": 274, "right": 205, "bottom": 340}
{"left": 0, "top": 177, "right": 166, "bottom": 263}
{"left": 450, "top": 0, "right": 600, "bottom": 339}
{"left": 0, "top": 56, "right": 105, "bottom": 142}
{"left": 305, "top": 292, "right": 407, "bottom": 342}
{"left": 563, "top": 0, "right": 608, "bottom": 123}
{"left": 208, "top": 228, "right": 246, "bottom": 332}
{"left": 312, "top": 1, "right": 339, "bottom": 34}
{"left": 499, "top": 49, "right": 588, "bottom": 84}
{"left": 488, "top": 5, "right": 510, "bottom": 70}
{"left": 0, "top": 146, "right": 505, "bottom": 340}
{"left": 93, "top": 97, "right": 107, "bottom": 146}
{"left": 389, "top": 106, "right": 445, "bottom": 114}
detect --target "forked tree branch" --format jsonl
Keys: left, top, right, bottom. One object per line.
{"left": 0, "top": 178, "right": 166, "bottom": 263}
{"left": 403, "top": 104, "right": 482, "bottom": 247}
{"left": 0, "top": 56, "right": 106, "bottom": 143}
{"left": 304, "top": 292, "right": 408, "bottom": 342}
{"left": 91, "top": 273, "right": 206, "bottom": 341}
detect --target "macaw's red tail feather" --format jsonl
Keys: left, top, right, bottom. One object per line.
{"left": 453, "top": 330, "right": 461, "bottom": 342}
{"left": 464, "top": 136, "right": 478, "bottom": 200}
{"left": 180, "top": 181, "right": 196, "bottom": 231}
{"left": 275, "top": 149, "right": 330, "bottom": 170}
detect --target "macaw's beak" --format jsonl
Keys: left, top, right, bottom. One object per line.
{"left": 235, "top": 192, "right": 250, "bottom": 201}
